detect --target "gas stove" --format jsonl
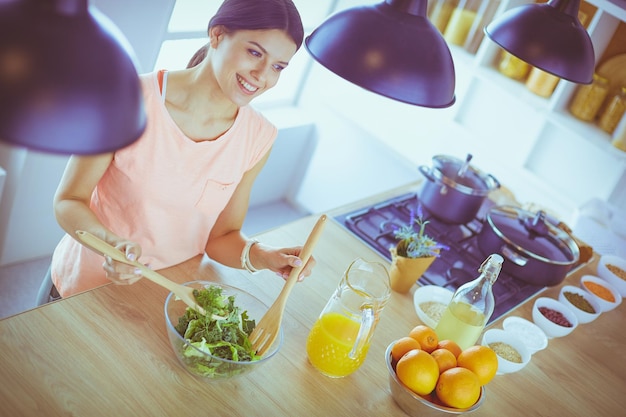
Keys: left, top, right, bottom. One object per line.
{"left": 334, "top": 192, "right": 546, "bottom": 324}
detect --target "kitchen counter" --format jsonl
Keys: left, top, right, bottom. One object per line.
{"left": 1, "top": 185, "right": 624, "bottom": 417}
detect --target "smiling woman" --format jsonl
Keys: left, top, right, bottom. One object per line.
{"left": 47, "top": 0, "right": 319, "bottom": 301}
{"left": 155, "top": 0, "right": 334, "bottom": 108}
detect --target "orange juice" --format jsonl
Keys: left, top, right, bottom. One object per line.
{"left": 306, "top": 312, "right": 369, "bottom": 377}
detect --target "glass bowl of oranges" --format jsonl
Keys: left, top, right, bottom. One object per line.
{"left": 385, "top": 325, "right": 492, "bottom": 416}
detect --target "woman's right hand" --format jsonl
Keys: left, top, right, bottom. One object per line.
{"left": 102, "top": 239, "right": 145, "bottom": 285}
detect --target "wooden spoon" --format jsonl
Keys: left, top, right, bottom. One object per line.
{"left": 75, "top": 230, "right": 207, "bottom": 315}
{"left": 249, "top": 214, "right": 327, "bottom": 356}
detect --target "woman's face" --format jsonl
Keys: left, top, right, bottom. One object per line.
{"left": 210, "top": 28, "right": 297, "bottom": 106}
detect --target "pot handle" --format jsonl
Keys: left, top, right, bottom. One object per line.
{"left": 418, "top": 165, "right": 436, "bottom": 182}
{"left": 501, "top": 245, "right": 528, "bottom": 267}
{"left": 488, "top": 174, "right": 501, "bottom": 190}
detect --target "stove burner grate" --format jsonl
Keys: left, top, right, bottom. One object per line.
{"left": 334, "top": 193, "right": 546, "bottom": 324}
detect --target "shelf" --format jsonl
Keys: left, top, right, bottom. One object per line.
{"left": 586, "top": 0, "right": 626, "bottom": 21}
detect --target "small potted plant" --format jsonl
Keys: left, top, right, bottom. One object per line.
{"left": 389, "top": 205, "right": 448, "bottom": 293}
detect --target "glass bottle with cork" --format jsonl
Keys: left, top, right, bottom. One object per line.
{"left": 434, "top": 254, "right": 503, "bottom": 350}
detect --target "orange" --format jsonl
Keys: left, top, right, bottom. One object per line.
{"left": 436, "top": 367, "right": 481, "bottom": 409}
{"left": 391, "top": 336, "right": 422, "bottom": 363}
{"left": 456, "top": 345, "right": 498, "bottom": 386}
{"left": 431, "top": 348, "right": 457, "bottom": 374}
{"left": 395, "top": 349, "right": 440, "bottom": 396}
{"left": 437, "top": 339, "right": 463, "bottom": 358}
{"left": 408, "top": 325, "right": 438, "bottom": 353}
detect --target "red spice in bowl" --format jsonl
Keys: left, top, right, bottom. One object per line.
{"left": 532, "top": 297, "right": 578, "bottom": 338}
{"left": 538, "top": 306, "right": 572, "bottom": 327}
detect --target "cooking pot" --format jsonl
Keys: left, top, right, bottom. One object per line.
{"left": 477, "top": 205, "right": 580, "bottom": 286}
{"left": 418, "top": 155, "right": 500, "bottom": 224}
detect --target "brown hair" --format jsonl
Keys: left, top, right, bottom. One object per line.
{"left": 187, "top": 0, "right": 304, "bottom": 68}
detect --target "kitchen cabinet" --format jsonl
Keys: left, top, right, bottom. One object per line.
{"left": 447, "top": 0, "right": 626, "bottom": 215}
{"left": 298, "top": 0, "right": 626, "bottom": 223}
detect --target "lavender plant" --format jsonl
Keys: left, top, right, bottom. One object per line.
{"left": 393, "top": 205, "right": 448, "bottom": 258}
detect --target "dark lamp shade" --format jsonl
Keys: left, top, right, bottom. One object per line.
{"left": 484, "top": 0, "right": 595, "bottom": 84}
{"left": 0, "top": 0, "right": 146, "bottom": 155}
{"left": 305, "top": 0, "right": 456, "bottom": 108}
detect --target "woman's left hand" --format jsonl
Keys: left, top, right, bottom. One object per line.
{"left": 255, "top": 245, "right": 316, "bottom": 282}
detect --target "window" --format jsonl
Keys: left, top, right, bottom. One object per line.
{"left": 153, "top": 0, "right": 334, "bottom": 109}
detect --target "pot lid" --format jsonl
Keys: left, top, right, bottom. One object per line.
{"left": 431, "top": 155, "right": 500, "bottom": 196}
{"left": 485, "top": 205, "right": 579, "bottom": 265}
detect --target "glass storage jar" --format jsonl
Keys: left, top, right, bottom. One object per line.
{"left": 612, "top": 122, "right": 626, "bottom": 152}
{"left": 443, "top": 0, "right": 482, "bottom": 47}
{"left": 569, "top": 74, "right": 610, "bottom": 122}
{"left": 526, "top": 67, "right": 560, "bottom": 98}
{"left": 498, "top": 50, "right": 530, "bottom": 81}
{"left": 598, "top": 87, "right": 626, "bottom": 134}
{"left": 429, "top": 0, "right": 458, "bottom": 34}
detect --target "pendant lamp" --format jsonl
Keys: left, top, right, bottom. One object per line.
{"left": 484, "top": 0, "right": 594, "bottom": 84}
{"left": 0, "top": 0, "right": 146, "bottom": 155}
{"left": 305, "top": 0, "right": 456, "bottom": 108}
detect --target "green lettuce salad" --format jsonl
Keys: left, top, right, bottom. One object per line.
{"left": 174, "top": 285, "right": 260, "bottom": 377}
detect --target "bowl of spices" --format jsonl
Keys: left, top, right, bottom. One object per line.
{"left": 580, "top": 275, "right": 622, "bottom": 312}
{"left": 532, "top": 297, "right": 578, "bottom": 338}
{"left": 597, "top": 254, "right": 626, "bottom": 296}
{"left": 558, "top": 285, "right": 601, "bottom": 324}
{"left": 481, "top": 329, "right": 531, "bottom": 374}
{"left": 413, "top": 285, "right": 454, "bottom": 328}
{"left": 502, "top": 316, "right": 548, "bottom": 355}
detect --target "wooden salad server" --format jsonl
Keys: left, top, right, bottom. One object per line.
{"left": 75, "top": 230, "right": 207, "bottom": 315}
{"left": 249, "top": 214, "right": 327, "bottom": 355}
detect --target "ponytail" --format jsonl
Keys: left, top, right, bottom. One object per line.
{"left": 187, "top": 43, "right": 209, "bottom": 68}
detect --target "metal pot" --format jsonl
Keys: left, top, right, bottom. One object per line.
{"left": 418, "top": 154, "right": 500, "bottom": 224}
{"left": 477, "top": 205, "right": 580, "bottom": 286}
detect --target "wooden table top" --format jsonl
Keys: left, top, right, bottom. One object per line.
{"left": 1, "top": 185, "right": 624, "bottom": 417}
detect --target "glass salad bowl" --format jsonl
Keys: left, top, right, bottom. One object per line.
{"left": 164, "top": 281, "right": 283, "bottom": 381}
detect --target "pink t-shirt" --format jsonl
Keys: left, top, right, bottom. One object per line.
{"left": 51, "top": 71, "right": 277, "bottom": 297}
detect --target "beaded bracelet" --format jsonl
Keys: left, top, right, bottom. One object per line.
{"left": 241, "top": 239, "right": 260, "bottom": 274}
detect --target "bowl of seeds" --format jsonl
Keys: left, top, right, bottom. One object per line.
{"left": 597, "top": 254, "right": 626, "bottom": 297}
{"left": 532, "top": 297, "right": 578, "bottom": 338}
{"left": 558, "top": 285, "right": 601, "bottom": 324}
{"left": 580, "top": 275, "right": 622, "bottom": 312}
{"left": 413, "top": 285, "right": 453, "bottom": 328}
{"left": 481, "top": 328, "right": 531, "bottom": 374}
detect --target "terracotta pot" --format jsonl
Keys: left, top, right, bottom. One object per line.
{"left": 389, "top": 247, "right": 437, "bottom": 294}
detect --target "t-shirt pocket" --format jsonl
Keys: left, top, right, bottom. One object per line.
{"left": 194, "top": 177, "right": 237, "bottom": 215}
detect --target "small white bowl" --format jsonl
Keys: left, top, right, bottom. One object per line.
{"left": 413, "top": 285, "right": 453, "bottom": 328}
{"left": 558, "top": 285, "right": 601, "bottom": 324}
{"left": 597, "top": 254, "right": 626, "bottom": 296}
{"left": 482, "top": 329, "right": 531, "bottom": 374}
{"left": 532, "top": 297, "right": 578, "bottom": 338}
{"left": 502, "top": 316, "right": 548, "bottom": 355}
{"left": 580, "top": 275, "right": 622, "bottom": 312}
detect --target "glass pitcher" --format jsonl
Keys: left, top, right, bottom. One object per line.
{"left": 306, "top": 258, "right": 391, "bottom": 378}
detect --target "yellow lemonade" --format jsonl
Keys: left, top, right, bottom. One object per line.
{"left": 434, "top": 301, "right": 486, "bottom": 350}
{"left": 306, "top": 312, "right": 369, "bottom": 378}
